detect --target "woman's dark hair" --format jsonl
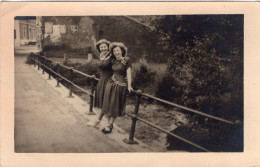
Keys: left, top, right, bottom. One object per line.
{"left": 109, "top": 42, "right": 128, "bottom": 57}
{"left": 95, "top": 39, "right": 111, "bottom": 52}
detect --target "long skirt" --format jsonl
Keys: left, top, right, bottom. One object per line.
{"left": 101, "top": 80, "right": 127, "bottom": 117}
{"left": 94, "top": 71, "right": 112, "bottom": 108}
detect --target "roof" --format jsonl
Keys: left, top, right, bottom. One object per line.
{"left": 14, "top": 16, "right": 36, "bottom": 20}
{"left": 123, "top": 16, "right": 154, "bottom": 30}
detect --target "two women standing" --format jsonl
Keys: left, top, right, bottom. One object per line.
{"left": 87, "top": 38, "right": 133, "bottom": 134}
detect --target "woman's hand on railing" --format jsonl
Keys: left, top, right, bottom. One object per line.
{"left": 52, "top": 61, "right": 58, "bottom": 67}
{"left": 128, "top": 86, "right": 134, "bottom": 93}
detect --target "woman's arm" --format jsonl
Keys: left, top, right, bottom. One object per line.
{"left": 91, "top": 35, "right": 97, "bottom": 46}
{"left": 127, "top": 67, "right": 134, "bottom": 92}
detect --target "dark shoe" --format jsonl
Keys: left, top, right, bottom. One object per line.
{"left": 102, "top": 124, "right": 113, "bottom": 134}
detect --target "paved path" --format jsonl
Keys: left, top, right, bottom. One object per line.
{"left": 15, "top": 55, "right": 151, "bottom": 153}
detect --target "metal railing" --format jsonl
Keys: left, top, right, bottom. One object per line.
{"left": 28, "top": 52, "right": 242, "bottom": 152}
{"left": 30, "top": 53, "right": 96, "bottom": 115}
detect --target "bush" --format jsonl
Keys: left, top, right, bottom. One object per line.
{"left": 43, "top": 44, "right": 70, "bottom": 52}
{"left": 166, "top": 35, "right": 233, "bottom": 113}
{"left": 132, "top": 58, "right": 156, "bottom": 93}
{"left": 61, "top": 61, "right": 100, "bottom": 86}
{"left": 155, "top": 72, "right": 194, "bottom": 106}
{"left": 165, "top": 35, "right": 243, "bottom": 151}
{"left": 132, "top": 58, "right": 148, "bottom": 80}
{"left": 155, "top": 72, "right": 175, "bottom": 102}
{"left": 26, "top": 53, "right": 37, "bottom": 64}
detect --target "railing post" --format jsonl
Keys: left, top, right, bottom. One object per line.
{"left": 68, "top": 67, "right": 74, "bottom": 98}
{"left": 87, "top": 75, "right": 96, "bottom": 115}
{"left": 123, "top": 90, "right": 142, "bottom": 144}
{"left": 56, "top": 64, "right": 60, "bottom": 87}
{"left": 48, "top": 58, "right": 52, "bottom": 80}
{"left": 42, "top": 56, "right": 45, "bottom": 74}
{"left": 33, "top": 53, "right": 36, "bottom": 67}
{"left": 37, "top": 54, "right": 40, "bottom": 70}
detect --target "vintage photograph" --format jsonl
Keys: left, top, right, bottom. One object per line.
{"left": 14, "top": 15, "right": 243, "bottom": 153}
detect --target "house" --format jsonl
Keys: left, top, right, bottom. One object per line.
{"left": 14, "top": 16, "right": 38, "bottom": 47}
{"left": 39, "top": 16, "right": 159, "bottom": 62}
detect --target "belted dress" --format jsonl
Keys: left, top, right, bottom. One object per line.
{"left": 101, "top": 57, "right": 132, "bottom": 117}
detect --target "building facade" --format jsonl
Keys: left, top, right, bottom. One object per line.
{"left": 40, "top": 16, "right": 161, "bottom": 62}
{"left": 14, "top": 17, "right": 37, "bottom": 47}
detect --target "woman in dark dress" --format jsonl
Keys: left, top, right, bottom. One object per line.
{"left": 87, "top": 38, "right": 113, "bottom": 128}
{"left": 101, "top": 42, "right": 133, "bottom": 134}
{"left": 94, "top": 39, "right": 113, "bottom": 108}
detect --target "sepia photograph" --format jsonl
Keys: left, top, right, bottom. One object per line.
{"left": 1, "top": 2, "right": 260, "bottom": 167}
{"left": 14, "top": 15, "right": 243, "bottom": 153}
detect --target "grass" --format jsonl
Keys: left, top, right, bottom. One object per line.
{"left": 148, "top": 63, "right": 167, "bottom": 73}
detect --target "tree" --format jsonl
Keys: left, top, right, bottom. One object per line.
{"left": 151, "top": 15, "right": 243, "bottom": 151}
{"left": 152, "top": 15, "right": 243, "bottom": 120}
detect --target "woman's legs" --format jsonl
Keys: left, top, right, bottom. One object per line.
{"left": 98, "top": 112, "right": 104, "bottom": 121}
{"left": 109, "top": 117, "right": 117, "bottom": 126}
{"left": 102, "top": 116, "right": 116, "bottom": 133}
{"left": 87, "top": 112, "right": 104, "bottom": 128}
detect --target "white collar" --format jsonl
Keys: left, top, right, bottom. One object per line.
{"left": 100, "top": 52, "right": 110, "bottom": 61}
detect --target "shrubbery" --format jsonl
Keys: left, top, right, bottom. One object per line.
{"left": 132, "top": 58, "right": 157, "bottom": 93}
{"left": 26, "top": 53, "right": 36, "bottom": 64}
{"left": 61, "top": 60, "right": 100, "bottom": 86}
{"left": 155, "top": 72, "right": 176, "bottom": 102}
{"left": 43, "top": 44, "right": 70, "bottom": 52}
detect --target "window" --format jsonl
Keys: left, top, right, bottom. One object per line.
{"left": 29, "top": 28, "right": 31, "bottom": 39}
{"left": 33, "top": 29, "right": 35, "bottom": 39}
{"left": 23, "top": 26, "right": 26, "bottom": 39}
